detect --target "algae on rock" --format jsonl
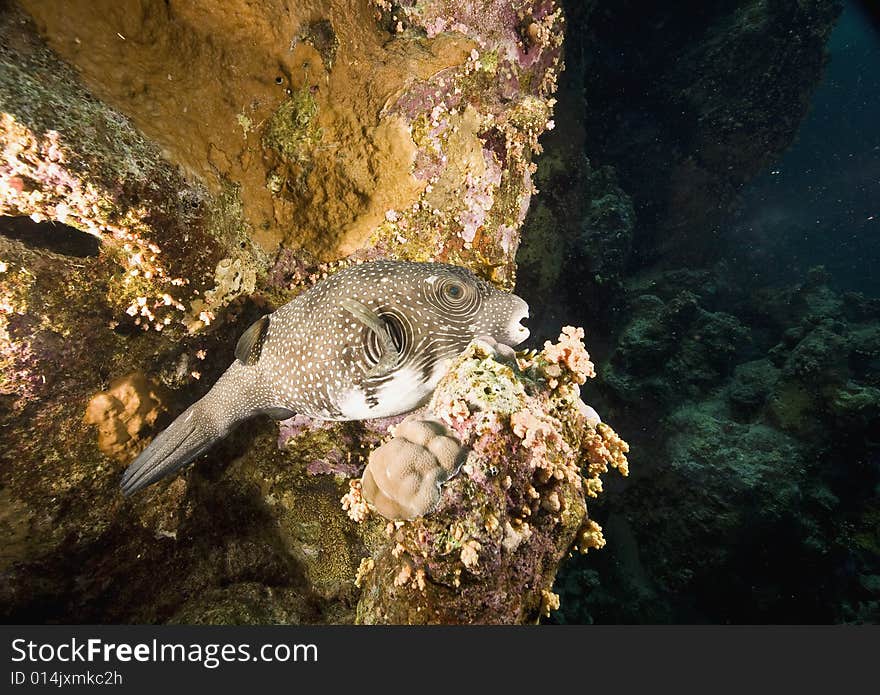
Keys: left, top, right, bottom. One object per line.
{"left": 352, "top": 331, "right": 628, "bottom": 624}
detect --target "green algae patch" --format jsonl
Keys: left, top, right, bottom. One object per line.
{"left": 263, "top": 88, "right": 322, "bottom": 166}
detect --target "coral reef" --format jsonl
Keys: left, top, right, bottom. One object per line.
{"left": 368, "top": 0, "right": 565, "bottom": 287}
{"left": 0, "top": 0, "right": 568, "bottom": 625}
{"left": 0, "top": 11, "right": 286, "bottom": 629}
{"left": 518, "top": 0, "right": 841, "bottom": 334}
{"left": 353, "top": 330, "right": 628, "bottom": 624}
{"left": 505, "top": 0, "right": 877, "bottom": 624}
{"left": 551, "top": 266, "right": 879, "bottom": 623}
{"left": 602, "top": 273, "right": 751, "bottom": 407}
{"left": 4, "top": 0, "right": 866, "bottom": 627}
{"left": 0, "top": 10, "right": 256, "bottom": 335}
{"left": 575, "top": 0, "right": 843, "bottom": 267}
{"left": 15, "top": 0, "right": 562, "bottom": 287}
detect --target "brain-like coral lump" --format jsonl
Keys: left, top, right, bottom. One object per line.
{"left": 361, "top": 418, "right": 467, "bottom": 520}
{"left": 351, "top": 328, "right": 629, "bottom": 623}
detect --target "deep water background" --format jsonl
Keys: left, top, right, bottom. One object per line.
{"left": 517, "top": 0, "right": 880, "bottom": 623}
{"left": 731, "top": 0, "right": 880, "bottom": 295}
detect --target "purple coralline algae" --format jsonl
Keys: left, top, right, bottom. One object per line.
{"left": 369, "top": 0, "right": 564, "bottom": 288}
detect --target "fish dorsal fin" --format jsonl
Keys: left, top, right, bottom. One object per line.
{"left": 235, "top": 315, "right": 270, "bottom": 366}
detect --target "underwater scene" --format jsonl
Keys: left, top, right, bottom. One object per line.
{"left": 0, "top": 0, "right": 877, "bottom": 625}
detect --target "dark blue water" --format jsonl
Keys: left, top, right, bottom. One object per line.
{"left": 542, "top": 0, "right": 880, "bottom": 625}
{"left": 733, "top": 0, "right": 880, "bottom": 295}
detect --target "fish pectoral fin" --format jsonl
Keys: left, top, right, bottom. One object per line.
{"left": 340, "top": 298, "right": 400, "bottom": 374}
{"left": 340, "top": 299, "right": 390, "bottom": 343}
{"left": 235, "top": 315, "right": 270, "bottom": 366}
{"left": 258, "top": 406, "right": 296, "bottom": 420}
{"left": 364, "top": 352, "right": 398, "bottom": 379}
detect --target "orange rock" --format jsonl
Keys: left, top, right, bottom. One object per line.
{"left": 83, "top": 372, "right": 168, "bottom": 461}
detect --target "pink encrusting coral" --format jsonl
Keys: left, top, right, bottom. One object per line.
{"left": 369, "top": 0, "right": 565, "bottom": 288}
{"left": 1, "top": 115, "right": 199, "bottom": 333}
{"left": 351, "top": 328, "right": 629, "bottom": 624}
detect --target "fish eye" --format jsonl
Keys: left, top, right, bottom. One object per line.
{"left": 445, "top": 282, "right": 464, "bottom": 299}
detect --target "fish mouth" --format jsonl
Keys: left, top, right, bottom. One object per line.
{"left": 504, "top": 296, "right": 530, "bottom": 346}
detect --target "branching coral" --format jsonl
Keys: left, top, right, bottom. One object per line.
{"left": 0, "top": 114, "right": 189, "bottom": 330}
{"left": 0, "top": 4, "right": 267, "bottom": 344}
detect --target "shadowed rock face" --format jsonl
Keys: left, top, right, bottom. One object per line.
{"left": 1, "top": 216, "right": 100, "bottom": 257}
{"left": 576, "top": 0, "right": 843, "bottom": 269}
{"left": 517, "top": 0, "right": 842, "bottom": 334}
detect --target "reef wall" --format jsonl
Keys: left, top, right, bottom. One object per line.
{"left": 15, "top": 0, "right": 564, "bottom": 287}
{"left": 0, "top": 0, "right": 572, "bottom": 624}
{"left": 4, "top": 0, "right": 870, "bottom": 625}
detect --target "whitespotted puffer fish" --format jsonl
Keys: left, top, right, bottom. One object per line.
{"left": 121, "top": 260, "right": 530, "bottom": 494}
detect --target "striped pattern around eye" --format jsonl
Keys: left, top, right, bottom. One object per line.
{"left": 426, "top": 277, "right": 480, "bottom": 319}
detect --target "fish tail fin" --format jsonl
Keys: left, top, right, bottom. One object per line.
{"left": 120, "top": 362, "right": 262, "bottom": 495}
{"left": 120, "top": 401, "right": 220, "bottom": 495}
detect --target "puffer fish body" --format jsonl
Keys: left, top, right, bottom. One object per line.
{"left": 121, "top": 260, "right": 530, "bottom": 494}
